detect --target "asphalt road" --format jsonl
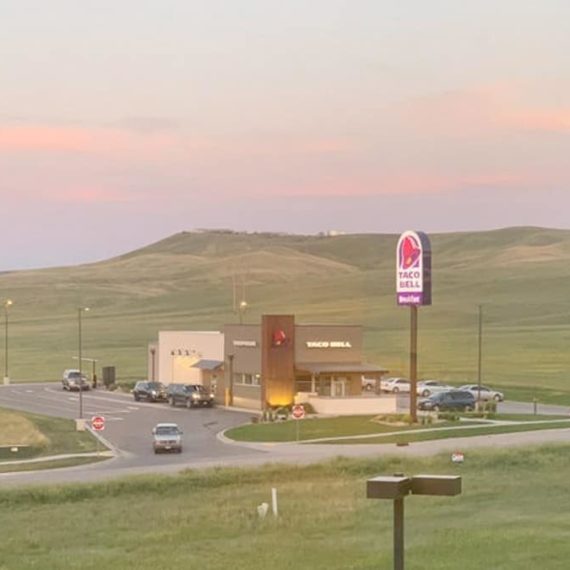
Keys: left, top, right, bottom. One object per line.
{"left": 0, "top": 383, "right": 263, "bottom": 469}
{"left": 1, "top": 383, "right": 569, "bottom": 488}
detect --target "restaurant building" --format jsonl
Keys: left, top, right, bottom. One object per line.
{"left": 147, "top": 331, "right": 224, "bottom": 387}
{"left": 221, "top": 315, "right": 394, "bottom": 414}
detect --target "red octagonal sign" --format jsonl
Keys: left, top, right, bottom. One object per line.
{"left": 91, "top": 416, "right": 105, "bottom": 431}
{"left": 292, "top": 404, "right": 305, "bottom": 420}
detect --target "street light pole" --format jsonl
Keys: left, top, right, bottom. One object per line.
{"left": 238, "top": 300, "right": 248, "bottom": 324}
{"left": 78, "top": 307, "right": 90, "bottom": 419}
{"left": 4, "top": 299, "right": 13, "bottom": 384}
{"left": 477, "top": 305, "right": 483, "bottom": 407}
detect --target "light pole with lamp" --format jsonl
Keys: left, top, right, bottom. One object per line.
{"left": 77, "top": 307, "right": 90, "bottom": 426}
{"left": 3, "top": 299, "right": 13, "bottom": 385}
{"left": 477, "top": 304, "right": 483, "bottom": 408}
{"left": 238, "top": 300, "right": 248, "bottom": 324}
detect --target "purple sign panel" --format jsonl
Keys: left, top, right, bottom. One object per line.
{"left": 396, "top": 231, "right": 432, "bottom": 306}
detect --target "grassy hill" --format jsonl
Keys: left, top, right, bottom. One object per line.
{"left": 2, "top": 226, "right": 570, "bottom": 395}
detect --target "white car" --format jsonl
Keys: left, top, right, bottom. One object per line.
{"left": 459, "top": 384, "right": 504, "bottom": 402}
{"left": 381, "top": 377, "right": 411, "bottom": 393}
{"left": 416, "top": 380, "right": 454, "bottom": 398}
{"left": 361, "top": 377, "right": 379, "bottom": 391}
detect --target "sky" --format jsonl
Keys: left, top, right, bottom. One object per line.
{"left": 2, "top": 0, "right": 570, "bottom": 269}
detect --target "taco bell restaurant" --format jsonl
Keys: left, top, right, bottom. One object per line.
{"left": 220, "top": 315, "right": 396, "bottom": 414}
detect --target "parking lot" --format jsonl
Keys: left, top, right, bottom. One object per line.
{"left": 0, "top": 383, "right": 262, "bottom": 470}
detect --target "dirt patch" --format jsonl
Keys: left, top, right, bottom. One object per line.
{"left": 0, "top": 410, "right": 48, "bottom": 446}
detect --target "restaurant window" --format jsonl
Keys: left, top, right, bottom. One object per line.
{"left": 235, "top": 373, "right": 261, "bottom": 386}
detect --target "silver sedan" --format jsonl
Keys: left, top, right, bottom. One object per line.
{"left": 459, "top": 384, "right": 504, "bottom": 402}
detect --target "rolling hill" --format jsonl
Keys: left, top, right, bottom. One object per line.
{"left": 2, "top": 227, "right": 570, "bottom": 395}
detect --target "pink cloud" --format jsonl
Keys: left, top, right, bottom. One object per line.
{"left": 0, "top": 125, "right": 183, "bottom": 159}
{"left": 254, "top": 171, "right": 525, "bottom": 198}
{"left": 502, "top": 109, "right": 570, "bottom": 132}
{"left": 48, "top": 186, "right": 135, "bottom": 204}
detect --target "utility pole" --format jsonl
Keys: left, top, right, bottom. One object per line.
{"left": 477, "top": 304, "right": 483, "bottom": 406}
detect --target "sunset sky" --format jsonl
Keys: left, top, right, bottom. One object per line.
{"left": 2, "top": 0, "right": 570, "bottom": 269}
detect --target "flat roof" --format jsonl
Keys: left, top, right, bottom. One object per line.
{"left": 192, "top": 359, "right": 224, "bottom": 370}
{"left": 295, "top": 362, "right": 388, "bottom": 375}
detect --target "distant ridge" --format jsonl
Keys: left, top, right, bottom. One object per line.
{"left": 1, "top": 226, "right": 570, "bottom": 388}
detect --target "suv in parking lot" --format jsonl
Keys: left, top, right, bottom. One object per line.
{"left": 132, "top": 381, "right": 167, "bottom": 402}
{"left": 62, "top": 370, "right": 90, "bottom": 391}
{"left": 418, "top": 390, "right": 476, "bottom": 412}
{"left": 167, "top": 384, "right": 215, "bottom": 408}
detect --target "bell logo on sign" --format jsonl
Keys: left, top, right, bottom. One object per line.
{"left": 272, "top": 329, "right": 288, "bottom": 347}
{"left": 396, "top": 230, "right": 432, "bottom": 306}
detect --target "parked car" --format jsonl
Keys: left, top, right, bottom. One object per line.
{"left": 381, "top": 377, "right": 411, "bottom": 393}
{"left": 152, "top": 423, "right": 183, "bottom": 454}
{"left": 459, "top": 384, "right": 504, "bottom": 402}
{"left": 418, "top": 390, "right": 476, "bottom": 412}
{"left": 167, "top": 384, "right": 215, "bottom": 408}
{"left": 62, "top": 370, "right": 90, "bottom": 391}
{"left": 416, "top": 380, "right": 454, "bottom": 398}
{"left": 361, "top": 377, "right": 379, "bottom": 391}
{"left": 132, "top": 381, "right": 167, "bottom": 402}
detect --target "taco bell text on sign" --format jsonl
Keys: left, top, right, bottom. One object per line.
{"left": 396, "top": 230, "right": 432, "bottom": 306}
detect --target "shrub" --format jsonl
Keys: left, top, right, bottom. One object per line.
{"left": 118, "top": 380, "right": 136, "bottom": 392}
{"left": 420, "top": 414, "right": 434, "bottom": 426}
{"left": 438, "top": 412, "right": 460, "bottom": 422}
{"left": 372, "top": 414, "right": 414, "bottom": 425}
{"left": 299, "top": 402, "right": 316, "bottom": 415}
{"left": 275, "top": 407, "right": 289, "bottom": 420}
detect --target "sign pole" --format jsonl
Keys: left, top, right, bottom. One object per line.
{"left": 394, "top": 497, "right": 405, "bottom": 570}
{"left": 396, "top": 230, "right": 431, "bottom": 425}
{"left": 410, "top": 306, "right": 418, "bottom": 423}
{"left": 296, "top": 417, "right": 300, "bottom": 442}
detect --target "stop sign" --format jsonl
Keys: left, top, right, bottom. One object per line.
{"left": 91, "top": 416, "right": 105, "bottom": 431}
{"left": 292, "top": 404, "right": 305, "bottom": 420}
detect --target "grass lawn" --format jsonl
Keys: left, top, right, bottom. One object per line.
{"left": 0, "top": 456, "right": 107, "bottom": 474}
{"left": 0, "top": 408, "right": 99, "bottom": 462}
{"left": 225, "top": 415, "right": 452, "bottom": 442}
{"left": 500, "top": 386, "right": 570, "bottom": 406}
{"left": 225, "top": 414, "right": 570, "bottom": 443}
{"left": 326, "top": 421, "right": 570, "bottom": 444}
{"left": 2, "top": 445, "right": 570, "bottom": 569}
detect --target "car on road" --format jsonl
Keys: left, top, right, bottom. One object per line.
{"left": 167, "top": 384, "right": 215, "bottom": 408}
{"left": 132, "top": 381, "right": 167, "bottom": 402}
{"left": 62, "top": 370, "right": 90, "bottom": 391}
{"left": 418, "top": 390, "right": 476, "bottom": 412}
{"left": 152, "top": 423, "right": 183, "bottom": 454}
{"left": 380, "top": 377, "right": 410, "bottom": 393}
{"left": 459, "top": 384, "right": 504, "bottom": 402}
{"left": 417, "top": 380, "right": 455, "bottom": 398}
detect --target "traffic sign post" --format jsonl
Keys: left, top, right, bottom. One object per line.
{"left": 292, "top": 405, "right": 305, "bottom": 442}
{"left": 91, "top": 416, "right": 105, "bottom": 431}
{"left": 91, "top": 415, "right": 105, "bottom": 456}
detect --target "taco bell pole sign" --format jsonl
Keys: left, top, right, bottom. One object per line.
{"left": 396, "top": 231, "right": 432, "bottom": 306}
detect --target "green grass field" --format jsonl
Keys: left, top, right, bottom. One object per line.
{"left": 0, "top": 408, "right": 98, "bottom": 462}
{"left": 225, "top": 414, "right": 570, "bottom": 443}
{"left": 1, "top": 445, "right": 570, "bottom": 569}
{"left": 2, "top": 227, "right": 570, "bottom": 399}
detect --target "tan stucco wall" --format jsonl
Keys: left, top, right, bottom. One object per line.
{"left": 150, "top": 331, "right": 224, "bottom": 385}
